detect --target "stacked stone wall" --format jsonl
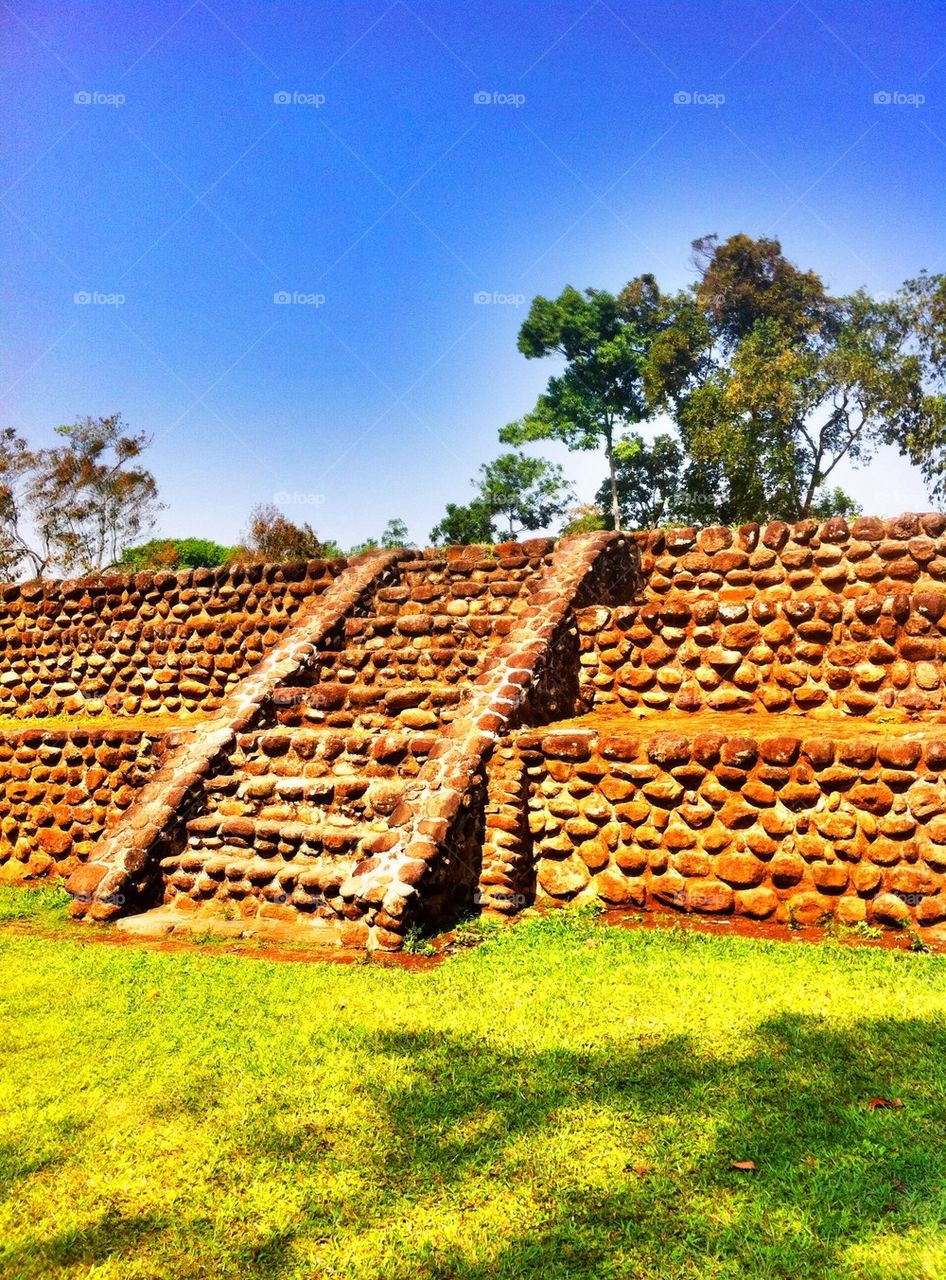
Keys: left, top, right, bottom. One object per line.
{"left": 633, "top": 513, "right": 946, "bottom": 600}
{"left": 579, "top": 515, "right": 946, "bottom": 718}
{"left": 578, "top": 590, "right": 946, "bottom": 717}
{"left": 508, "top": 723, "right": 946, "bottom": 932}
{"left": 0, "top": 728, "right": 170, "bottom": 881}
{"left": 0, "top": 558, "right": 345, "bottom": 718}
{"left": 7, "top": 515, "right": 946, "bottom": 947}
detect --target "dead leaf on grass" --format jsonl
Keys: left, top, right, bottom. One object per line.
{"left": 730, "top": 1160, "right": 757, "bottom": 1171}
{"left": 868, "top": 1097, "right": 904, "bottom": 1111}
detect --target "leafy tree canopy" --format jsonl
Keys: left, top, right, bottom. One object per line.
{"left": 430, "top": 453, "right": 572, "bottom": 544}
{"left": 118, "top": 537, "right": 234, "bottom": 571}
{"left": 381, "top": 518, "right": 412, "bottom": 549}
{"left": 477, "top": 453, "right": 572, "bottom": 538}
{"left": 429, "top": 499, "right": 496, "bottom": 546}
{"left": 593, "top": 432, "right": 688, "bottom": 530}
{"left": 500, "top": 285, "right": 659, "bottom": 530}
{"left": 639, "top": 235, "right": 945, "bottom": 523}
{"left": 231, "top": 503, "right": 327, "bottom": 563}
{"left": 0, "top": 414, "right": 162, "bottom": 580}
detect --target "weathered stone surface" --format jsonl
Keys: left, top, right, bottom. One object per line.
{"left": 538, "top": 854, "right": 590, "bottom": 898}
{"left": 6, "top": 509, "right": 946, "bottom": 949}
{"left": 871, "top": 893, "right": 912, "bottom": 926}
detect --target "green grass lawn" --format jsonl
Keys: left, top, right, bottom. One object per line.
{"left": 1, "top": 891, "right": 946, "bottom": 1279}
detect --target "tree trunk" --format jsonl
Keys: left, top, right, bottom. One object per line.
{"left": 606, "top": 425, "right": 621, "bottom": 531}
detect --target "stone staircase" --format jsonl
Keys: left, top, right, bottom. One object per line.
{"left": 52, "top": 515, "right": 946, "bottom": 948}
{"left": 68, "top": 534, "right": 633, "bottom": 947}
{"left": 161, "top": 726, "right": 435, "bottom": 944}
{"left": 155, "top": 546, "right": 556, "bottom": 942}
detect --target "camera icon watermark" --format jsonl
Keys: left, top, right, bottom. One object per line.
{"left": 74, "top": 290, "right": 125, "bottom": 307}
{"left": 273, "top": 490, "right": 325, "bottom": 506}
{"left": 273, "top": 291, "right": 325, "bottom": 306}
{"left": 473, "top": 290, "right": 526, "bottom": 306}
{"left": 473, "top": 90, "right": 526, "bottom": 107}
{"left": 74, "top": 90, "right": 125, "bottom": 107}
{"left": 671, "top": 888, "right": 718, "bottom": 910}
{"left": 274, "top": 91, "right": 325, "bottom": 107}
{"left": 873, "top": 90, "right": 925, "bottom": 107}
{"left": 673, "top": 90, "right": 725, "bottom": 107}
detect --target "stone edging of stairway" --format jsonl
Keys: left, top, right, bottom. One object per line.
{"left": 65, "top": 550, "right": 404, "bottom": 921}
{"left": 350, "top": 531, "right": 640, "bottom": 949}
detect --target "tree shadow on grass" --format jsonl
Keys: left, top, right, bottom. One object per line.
{"left": 313, "top": 1014, "right": 946, "bottom": 1278}
{"left": 3, "top": 1015, "right": 946, "bottom": 1279}
{"left": 0, "top": 1115, "right": 85, "bottom": 1202}
{"left": 1, "top": 1210, "right": 298, "bottom": 1280}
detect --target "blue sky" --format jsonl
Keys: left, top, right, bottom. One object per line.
{"left": 2, "top": 0, "right": 945, "bottom": 548}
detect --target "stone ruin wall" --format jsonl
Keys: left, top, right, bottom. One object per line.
{"left": 5, "top": 514, "right": 946, "bottom": 944}
{"left": 487, "top": 723, "right": 946, "bottom": 931}
{"left": 0, "top": 557, "right": 347, "bottom": 883}
{"left": 0, "top": 728, "right": 170, "bottom": 882}
{"left": 577, "top": 512, "right": 946, "bottom": 717}
{"left": 484, "top": 513, "right": 946, "bottom": 936}
{"left": 151, "top": 537, "right": 603, "bottom": 944}
{"left": 0, "top": 558, "right": 344, "bottom": 719}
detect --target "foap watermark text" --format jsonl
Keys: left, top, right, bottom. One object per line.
{"left": 474, "top": 90, "right": 525, "bottom": 107}
{"left": 274, "top": 91, "right": 325, "bottom": 106}
{"left": 474, "top": 290, "right": 526, "bottom": 306}
{"left": 74, "top": 90, "right": 125, "bottom": 107}
{"left": 674, "top": 90, "right": 725, "bottom": 107}
{"left": 274, "top": 490, "right": 325, "bottom": 506}
{"left": 74, "top": 291, "right": 125, "bottom": 306}
{"left": 274, "top": 291, "right": 325, "bottom": 306}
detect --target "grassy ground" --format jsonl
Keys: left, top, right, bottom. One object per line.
{"left": 1, "top": 892, "right": 945, "bottom": 1279}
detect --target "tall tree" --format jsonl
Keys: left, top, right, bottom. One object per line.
{"left": 894, "top": 270, "right": 946, "bottom": 500}
{"left": 500, "top": 284, "right": 660, "bottom": 530}
{"left": 642, "top": 235, "right": 935, "bottom": 522}
{"left": 25, "top": 414, "right": 162, "bottom": 575}
{"left": 477, "top": 452, "right": 572, "bottom": 537}
{"left": 233, "top": 503, "right": 325, "bottom": 562}
{"left": 594, "top": 432, "right": 688, "bottom": 530}
{"left": 0, "top": 427, "right": 40, "bottom": 579}
{"left": 429, "top": 499, "right": 496, "bottom": 546}
{"left": 429, "top": 452, "right": 572, "bottom": 544}
{"left": 380, "top": 518, "right": 412, "bottom": 548}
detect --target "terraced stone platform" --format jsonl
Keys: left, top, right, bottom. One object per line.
{"left": 4, "top": 512, "right": 946, "bottom": 949}
{"left": 480, "top": 711, "right": 946, "bottom": 939}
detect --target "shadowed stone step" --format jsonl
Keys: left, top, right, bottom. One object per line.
{"left": 232, "top": 726, "right": 437, "bottom": 775}
{"left": 185, "top": 812, "right": 396, "bottom": 857}
{"left": 204, "top": 771, "right": 412, "bottom": 821}
{"left": 270, "top": 682, "right": 464, "bottom": 728}
{"left": 342, "top": 613, "right": 519, "bottom": 645}
{"left": 163, "top": 846, "right": 381, "bottom": 896}
{"left": 311, "top": 646, "right": 483, "bottom": 684}
{"left": 115, "top": 906, "right": 369, "bottom": 948}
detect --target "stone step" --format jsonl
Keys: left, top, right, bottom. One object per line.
{"left": 394, "top": 544, "right": 550, "bottom": 577}
{"left": 163, "top": 845, "right": 351, "bottom": 889}
{"left": 342, "top": 614, "right": 513, "bottom": 645}
{"left": 233, "top": 725, "right": 437, "bottom": 775}
{"left": 270, "top": 682, "right": 464, "bottom": 729}
{"left": 184, "top": 811, "right": 397, "bottom": 858}
{"left": 164, "top": 823, "right": 386, "bottom": 938}
{"left": 373, "top": 585, "right": 526, "bottom": 605}
{"left": 203, "top": 770, "right": 412, "bottom": 821}
{"left": 114, "top": 905, "right": 368, "bottom": 949}
{"left": 311, "top": 646, "right": 482, "bottom": 684}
